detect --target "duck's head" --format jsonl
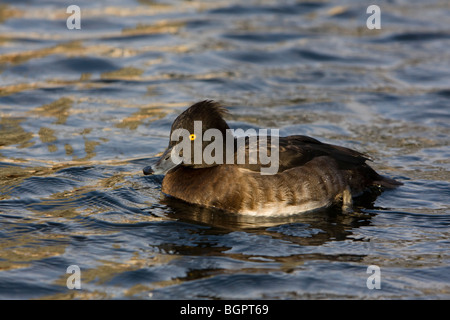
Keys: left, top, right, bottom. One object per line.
{"left": 143, "top": 100, "right": 231, "bottom": 175}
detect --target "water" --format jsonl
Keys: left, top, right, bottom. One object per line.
{"left": 0, "top": 0, "right": 449, "bottom": 300}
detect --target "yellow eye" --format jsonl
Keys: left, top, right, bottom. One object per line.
{"left": 189, "top": 134, "right": 196, "bottom": 141}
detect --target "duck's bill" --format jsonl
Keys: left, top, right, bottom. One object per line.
{"left": 143, "top": 147, "right": 179, "bottom": 175}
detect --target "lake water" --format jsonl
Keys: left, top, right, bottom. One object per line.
{"left": 0, "top": 0, "right": 449, "bottom": 299}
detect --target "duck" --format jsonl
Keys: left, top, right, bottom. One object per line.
{"left": 143, "top": 100, "right": 401, "bottom": 216}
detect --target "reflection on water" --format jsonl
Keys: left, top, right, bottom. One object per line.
{"left": 0, "top": 0, "right": 449, "bottom": 299}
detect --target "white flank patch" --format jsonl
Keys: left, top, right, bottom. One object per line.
{"left": 238, "top": 200, "right": 332, "bottom": 217}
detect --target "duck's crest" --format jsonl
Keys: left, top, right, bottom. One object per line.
{"left": 188, "top": 100, "right": 228, "bottom": 118}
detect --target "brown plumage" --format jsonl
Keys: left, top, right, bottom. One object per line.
{"left": 144, "top": 100, "right": 402, "bottom": 216}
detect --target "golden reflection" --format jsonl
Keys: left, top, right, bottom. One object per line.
{"left": 38, "top": 127, "right": 58, "bottom": 153}
{"left": 41, "top": 252, "right": 178, "bottom": 299}
{"left": 0, "top": 83, "right": 39, "bottom": 97}
{"left": 0, "top": 41, "right": 83, "bottom": 66}
{"left": 116, "top": 107, "right": 168, "bottom": 130}
{"left": 82, "top": 139, "right": 100, "bottom": 161}
{"left": 38, "top": 127, "right": 57, "bottom": 144}
{"left": 122, "top": 20, "right": 185, "bottom": 36}
{"left": 47, "top": 144, "right": 58, "bottom": 153}
{"left": 0, "top": 95, "right": 109, "bottom": 164}
{"left": 0, "top": 4, "right": 23, "bottom": 24}
{"left": 124, "top": 284, "right": 153, "bottom": 298}
{"left": 0, "top": 116, "right": 34, "bottom": 148}
{"left": 98, "top": 173, "right": 126, "bottom": 189}
{"left": 1, "top": 1, "right": 222, "bottom": 25}
{"left": 64, "top": 144, "right": 74, "bottom": 156}
{"left": 39, "top": 290, "right": 109, "bottom": 300}
{"left": 326, "top": 6, "right": 348, "bottom": 16}
{"left": 0, "top": 232, "right": 66, "bottom": 271}
{"left": 0, "top": 163, "right": 60, "bottom": 201}
{"left": 0, "top": 81, "right": 101, "bottom": 97}
{"left": 100, "top": 67, "right": 144, "bottom": 80}
{"left": 79, "top": 73, "right": 91, "bottom": 81}
{"left": 31, "top": 97, "right": 73, "bottom": 125}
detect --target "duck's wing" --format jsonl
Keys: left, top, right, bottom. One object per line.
{"left": 233, "top": 135, "right": 401, "bottom": 189}
{"left": 234, "top": 135, "right": 370, "bottom": 172}
{"left": 277, "top": 135, "right": 371, "bottom": 171}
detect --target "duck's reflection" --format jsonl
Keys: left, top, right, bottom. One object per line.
{"left": 160, "top": 187, "right": 383, "bottom": 247}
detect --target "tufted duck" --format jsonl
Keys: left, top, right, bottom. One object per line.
{"left": 143, "top": 100, "right": 401, "bottom": 216}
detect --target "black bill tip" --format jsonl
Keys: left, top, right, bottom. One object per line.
{"left": 143, "top": 166, "right": 154, "bottom": 175}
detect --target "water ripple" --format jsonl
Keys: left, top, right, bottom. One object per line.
{"left": 0, "top": 0, "right": 449, "bottom": 300}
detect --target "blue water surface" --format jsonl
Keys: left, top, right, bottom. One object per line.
{"left": 0, "top": 0, "right": 449, "bottom": 299}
